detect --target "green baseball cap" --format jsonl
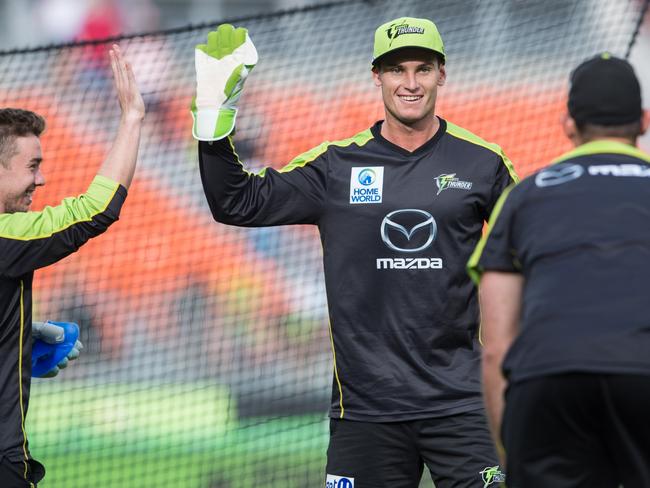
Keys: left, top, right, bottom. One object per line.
{"left": 372, "top": 17, "right": 445, "bottom": 66}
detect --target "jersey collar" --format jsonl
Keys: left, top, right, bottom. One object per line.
{"left": 552, "top": 139, "right": 650, "bottom": 165}
{"left": 370, "top": 117, "right": 447, "bottom": 158}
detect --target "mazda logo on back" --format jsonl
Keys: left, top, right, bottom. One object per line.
{"left": 535, "top": 163, "right": 584, "bottom": 187}
{"left": 381, "top": 209, "right": 437, "bottom": 253}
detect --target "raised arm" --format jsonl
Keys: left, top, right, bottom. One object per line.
{"left": 199, "top": 137, "right": 328, "bottom": 226}
{"left": 0, "top": 46, "right": 145, "bottom": 278}
{"left": 97, "top": 44, "right": 145, "bottom": 189}
{"left": 193, "top": 26, "right": 327, "bottom": 227}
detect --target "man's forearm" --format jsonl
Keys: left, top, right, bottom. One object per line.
{"left": 478, "top": 271, "right": 524, "bottom": 465}
{"left": 482, "top": 349, "right": 507, "bottom": 459}
{"left": 98, "top": 115, "right": 143, "bottom": 189}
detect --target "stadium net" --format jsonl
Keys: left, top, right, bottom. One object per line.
{"left": 0, "top": 0, "right": 647, "bottom": 486}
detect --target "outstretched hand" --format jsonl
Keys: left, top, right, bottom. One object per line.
{"left": 109, "top": 44, "right": 145, "bottom": 122}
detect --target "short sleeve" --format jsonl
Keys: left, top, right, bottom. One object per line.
{"left": 467, "top": 183, "right": 521, "bottom": 284}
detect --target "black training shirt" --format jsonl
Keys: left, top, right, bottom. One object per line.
{"left": 200, "top": 118, "right": 517, "bottom": 421}
{"left": 0, "top": 176, "right": 126, "bottom": 463}
{"left": 469, "top": 140, "right": 650, "bottom": 384}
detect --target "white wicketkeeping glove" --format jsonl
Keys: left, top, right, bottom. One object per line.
{"left": 191, "top": 24, "right": 258, "bottom": 141}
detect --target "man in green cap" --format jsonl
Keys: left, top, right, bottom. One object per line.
{"left": 193, "top": 17, "right": 516, "bottom": 487}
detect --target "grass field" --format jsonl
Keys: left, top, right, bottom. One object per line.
{"left": 35, "top": 414, "right": 328, "bottom": 487}
{"left": 28, "top": 381, "right": 436, "bottom": 487}
{"left": 28, "top": 382, "right": 325, "bottom": 487}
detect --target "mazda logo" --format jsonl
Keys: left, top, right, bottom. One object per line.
{"left": 535, "top": 163, "right": 584, "bottom": 187}
{"left": 381, "top": 209, "right": 437, "bottom": 253}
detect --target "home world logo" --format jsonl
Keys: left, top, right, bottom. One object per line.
{"left": 350, "top": 167, "right": 384, "bottom": 204}
{"left": 326, "top": 474, "right": 354, "bottom": 488}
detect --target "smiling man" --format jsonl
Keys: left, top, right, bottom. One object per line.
{"left": 0, "top": 45, "right": 144, "bottom": 487}
{"left": 193, "top": 17, "right": 517, "bottom": 487}
{"left": 0, "top": 128, "right": 45, "bottom": 213}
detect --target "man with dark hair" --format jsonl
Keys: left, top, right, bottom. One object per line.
{"left": 0, "top": 110, "right": 45, "bottom": 165}
{"left": 193, "top": 17, "right": 517, "bottom": 488}
{"left": 469, "top": 53, "right": 650, "bottom": 487}
{"left": 0, "top": 45, "right": 144, "bottom": 487}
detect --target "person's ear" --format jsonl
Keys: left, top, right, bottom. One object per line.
{"left": 437, "top": 64, "right": 446, "bottom": 87}
{"left": 562, "top": 113, "right": 582, "bottom": 146}
{"left": 372, "top": 66, "right": 382, "bottom": 87}
{"left": 640, "top": 109, "right": 650, "bottom": 135}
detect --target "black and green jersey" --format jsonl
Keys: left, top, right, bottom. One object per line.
{"left": 468, "top": 140, "right": 650, "bottom": 384}
{"left": 0, "top": 175, "right": 126, "bottom": 463}
{"left": 200, "top": 119, "right": 517, "bottom": 421}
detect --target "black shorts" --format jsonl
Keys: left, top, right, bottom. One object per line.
{"left": 503, "top": 373, "right": 650, "bottom": 488}
{"left": 326, "top": 410, "right": 503, "bottom": 488}
{"left": 0, "top": 457, "right": 45, "bottom": 488}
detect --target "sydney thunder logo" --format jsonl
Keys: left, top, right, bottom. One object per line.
{"left": 434, "top": 173, "right": 473, "bottom": 195}
{"left": 480, "top": 466, "right": 506, "bottom": 487}
{"left": 386, "top": 22, "right": 425, "bottom": 47}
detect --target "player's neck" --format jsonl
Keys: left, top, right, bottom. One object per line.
{"left": 380, "top": 115, "right": 440, "bottom": 152}
{"left": 576, "top": 136, "right": 637, "bottom": 147}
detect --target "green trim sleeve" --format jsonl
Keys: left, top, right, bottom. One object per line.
{"left": 446, "top": 122, "right": 519, "bottom": 183}
{"left": 0, "top": 175, "right": 121, "bottom": 241}
{"left": 467, "top": 183, "right": 517, "bottom": 284}
{"left": 0, "top": 175, "right": 126, "bottom": 277}
{"left": 198, "top": 129, "right": 374, "bottom": 227}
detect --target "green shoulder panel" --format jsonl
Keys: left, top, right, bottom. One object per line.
{"left": 278, "top": 129, "right": 374, "bottom": 173}
{"left": 0, "top": 175, "right": 120, "bottom": 241}
{"left": 466, "top": 183, "right": 517, "bottom": 285}
{"left": 446, "top": 122, "right": 519, "bottom": 183}
{"left": 226, "top": 129, "right": 373, "bottom": 177}
{"left": 552, "top": 140, "right": 650, "bottom": 165}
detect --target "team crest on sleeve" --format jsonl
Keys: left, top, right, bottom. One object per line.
{"left": 326, "top": 474, "right": 354, "bottom": 487}
{"left": 350, "top": 167, "right": 384, "bottom": 204}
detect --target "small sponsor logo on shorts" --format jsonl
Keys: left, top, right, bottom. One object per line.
{"left": 326, "top": 473, "right": 354, "bottom": 488}
{"left": 480, "top": 465, "right": 505, "bottom": 487}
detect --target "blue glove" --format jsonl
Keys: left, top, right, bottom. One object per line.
{"left": 32, "top": 321, "right": 82, "bottom": 378}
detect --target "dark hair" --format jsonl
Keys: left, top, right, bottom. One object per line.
{"left": 576, "top": 120, "right": 642, "bottom": 143}
{"left": 0, "top": 108, "right": 46, "bottom": 167}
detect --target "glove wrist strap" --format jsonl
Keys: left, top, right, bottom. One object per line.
{"left": 192, "top": 107, "right": 237, "bottom": 141}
